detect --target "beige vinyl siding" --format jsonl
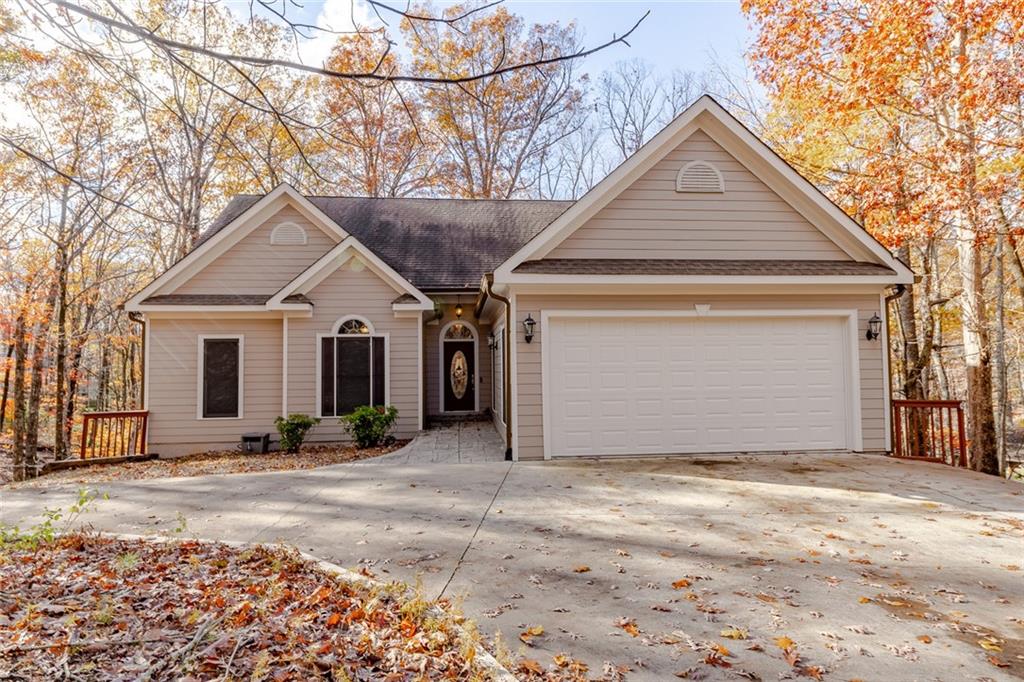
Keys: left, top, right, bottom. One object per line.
{"left": 547, "top": 130, "right": 850, "bottom": 261}
{"left": 148, "top": 317, "right": 282, "bottom": 456}
{"left": 176, "top": 207, "right": 339, "bottom": 295}
{"left": 286, "top": 263, "right": 420, "bottom": 441}
{"left": 424, "top": 305, "right": 492, "bottom": 417}
{"left": 514, "top": 293, "right": 887, "bottom": 461}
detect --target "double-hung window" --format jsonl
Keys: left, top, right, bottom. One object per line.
{"left": 319, "top": 317, "right": 387, "bottom": 417}
{"left": 199, "top": 335, "right": 243, "bottom": 419}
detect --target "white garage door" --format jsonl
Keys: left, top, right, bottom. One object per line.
{"left": 546, "top": 315, "right": 852, "bottom": 457}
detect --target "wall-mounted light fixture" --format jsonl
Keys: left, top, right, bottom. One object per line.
{"left": 454, "top": 299, "right": 463, "bottom": 319}
{"left": 866, "top": 313, "right": 882, "bottom": 341}
{"left": 523, "top": 314, "right": 536, "bottom": 343}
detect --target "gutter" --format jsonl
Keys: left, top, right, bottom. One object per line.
{"left": 477, "top": 274, "right": 513, "bottom": 461}
{"left": 883, "top": 283, "right": 906, "bottom": 451}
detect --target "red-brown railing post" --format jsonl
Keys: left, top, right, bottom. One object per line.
{"left": 76, "top": 410, "right": 148, "bottom": 459}
{"left": 890, "top": 399, "right": 966, "bottom": 467}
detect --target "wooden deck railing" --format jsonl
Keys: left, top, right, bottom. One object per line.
{"left": 891, "top": 400, "right": 966, "bottom": 466}
{"left": 79, "top": 410, "right": 149, "bottom": 459}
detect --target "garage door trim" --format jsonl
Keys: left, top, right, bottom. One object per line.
{"left": 539, "top": 308, "right": 863, "bottom": 459}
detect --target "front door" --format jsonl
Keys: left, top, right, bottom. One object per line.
{"left": 443, "top": 340, "right": 475, "bottom": 411}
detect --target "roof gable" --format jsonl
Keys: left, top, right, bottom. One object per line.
{"left": 125, "top": 184, "right": 348, "bottom": 311}
{"left": 547, "top": 129, "right": 851, "bottom": 262}
{"left": 267, "top": 237, "right": 433, "bottom": 311}
{"left": 494, "top": 96, "right": 913, "bottom": 284}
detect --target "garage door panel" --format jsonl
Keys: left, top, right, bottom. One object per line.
{"left": 547, "top": 315, "right": 849, "bottom": 457}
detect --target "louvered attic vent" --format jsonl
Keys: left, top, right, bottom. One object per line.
{"left": 270, "top": 222, "right": 308, "bottom": 245}
{"left": 675, "top": 160, "right": 725, "bottom": 193}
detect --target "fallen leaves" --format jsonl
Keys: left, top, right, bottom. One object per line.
{"left": 720, "top": 628, "right": 748, "bottom": 640}
{"left": 1, "top": 533, "right": 487, "bottom": 679}
{"left": 671, "top": 578, "right": 691, "bottom": 589}
{"left": 520, "top": 625, "right": 545, "bottom": 645}
{"left": 571, "top": 565, "right": 591, "bottom": 573}
{"left": 614, "top": 617, "right": 639, "bottom": 637}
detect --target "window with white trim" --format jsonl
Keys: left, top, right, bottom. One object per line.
{"left": 319, "top": 317, "right": 386, "bottom": 417}
{"left": 199, "top": 336, "right": 242, "bottom": 419}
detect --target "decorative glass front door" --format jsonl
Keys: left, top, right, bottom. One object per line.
{"left": 442, "top": 340, "right": 475, "bottom": 411}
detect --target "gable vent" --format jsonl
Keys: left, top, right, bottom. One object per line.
{"left": 270, "top": 221, "right": 308, "bottom": 246}
{"left": 675, "top": 160, "right": 725, "bottom": 193}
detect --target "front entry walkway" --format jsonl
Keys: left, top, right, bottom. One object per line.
{"left": 366, "top": 419, "right": 506, "bottom": 464}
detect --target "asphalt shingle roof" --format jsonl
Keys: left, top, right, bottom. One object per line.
{"left": 198, "top": 196, "right": 572, "bottom": 290}
{"left": 141, "top": 294, "right": 270, "bottom": 306}
{"left": 513, "top": 259, "right": 897, "bottom": 276}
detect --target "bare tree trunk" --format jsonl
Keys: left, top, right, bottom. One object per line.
{"left": 957, "top": 231, "right": 999, "bottom": 474}
{"left": 10, "top": 308, "right": 29, "bottom": 482}
{"left": 994, "top": 232, "right": 1008, "bottom": 474}
{"left": 0, "top": 343, "right": 13, "bottom": 433}
{"left": 53, "top": 244, "right": 70, "bottom": 460}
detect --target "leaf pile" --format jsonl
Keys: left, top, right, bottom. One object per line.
{"left": 0, "top": 533, "right": 492, "bottom": 680}
{"left": 5, "top": 441, "right": 408, "bottom": 489}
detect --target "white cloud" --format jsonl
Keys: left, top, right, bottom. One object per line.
{"left": 296, "top": 0, "right": 380, "bottom": 68}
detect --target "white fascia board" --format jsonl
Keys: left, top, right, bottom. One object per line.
{"left": 125, "top": 184, "right": 347, "bottom": 311}
{"left": 496, "top": 272, "right": 913, "bottom": 287}
{"left": 393, "top": 302, "right": 434, "bottom": 312}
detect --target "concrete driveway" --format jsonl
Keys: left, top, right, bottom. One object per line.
{"left": 2, "top": 454, "right": 1022, "bottom": 680}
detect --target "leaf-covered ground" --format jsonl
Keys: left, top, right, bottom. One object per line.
{"left": 0, "top": 533, "right": 493, "bottom": 680}
{"left": 2, "top": 442, "right": 407, "bottom": 489}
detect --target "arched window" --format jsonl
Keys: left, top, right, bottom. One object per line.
{"left": 319, "top": 316, "right": 386, "bottom": 418}
{"left": 443, "top": 321, "right": 475, "bottom": 340}
{"left": 270, "top": 221, "right": 308, "bottom": 245}
{"left": 675, "top": 160, "right": 725, "bottom": 193}
{"left": 334, "top": 316, "right": 372, "bottom": 335}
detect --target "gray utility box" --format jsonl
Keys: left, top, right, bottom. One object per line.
{"left": 241, "top": 432, "right": 271, "bottom": 454}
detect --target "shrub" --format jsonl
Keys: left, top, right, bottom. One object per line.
{"left": 340, "top": 405, "right": 398, "bottom": 449}
{"left": 274, "top": 413, "right": 320, "bottom": 453}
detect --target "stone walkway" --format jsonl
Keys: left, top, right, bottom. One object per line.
{"left": 364, "top": 419, "right": 506, "bottom": 464}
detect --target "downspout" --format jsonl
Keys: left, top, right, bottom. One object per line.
{"left": 883, "top": 283, "right": 906, "bottom": 452}
{"left": 478, "top": 274, "right": 513, "bottom": 461}
{"left": 127, "top": 311, "right": 145, "bottom": 409}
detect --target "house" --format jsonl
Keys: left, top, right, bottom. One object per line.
{"left": 125, "top": 96, "right": 914, "bottom": 460}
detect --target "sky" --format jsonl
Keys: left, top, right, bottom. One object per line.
{"left": 285, "top": 0, "right": 755, "bottom": 83}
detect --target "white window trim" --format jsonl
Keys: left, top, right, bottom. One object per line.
{"left": 270, "top": 221, "right": 308, "bottom": 245}
{"left": 538, "top": 308, "right": 863, "bottom": 460}
{"left": 314, "top": 330, "right": 390, "bottom": 420}
{"left": 439, "top": 320, "right": 480, "bottom": 414}
{"left": 197, "top": 334, "right": 244, "bottom": 420}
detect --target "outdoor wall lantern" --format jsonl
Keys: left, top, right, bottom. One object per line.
{"left": 454, "top": 300, "right": 464, "bottom": 318}
{"left": 523, "top": 314, "right": 536, "bottom": 343}
{"left": 866, "top": 313, "right": 882, "bottom": 341}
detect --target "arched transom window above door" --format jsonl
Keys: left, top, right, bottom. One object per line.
{"left": 443, "top": 322, "right": 475, "bottom": 340}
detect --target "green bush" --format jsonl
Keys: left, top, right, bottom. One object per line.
{"left": 274, "top": 413, "right": 320, "bottom": 453}
{"left": 340, "top": 405, "right": 398, "bottom": 449}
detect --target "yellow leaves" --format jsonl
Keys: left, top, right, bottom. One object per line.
{"left": 519, "top": 624, "right": 544, "bottom": 645}
{"left": 775, "top": 636, "right": 796, "bottom": 651}
{"left": 712, "top": 643, "right": 732, "bottom": 657}
{"left": 978, "top": 637, "right": 1003, "bottom": 652}
{"left": 916, "top": 634, "right": 932, "bottom": 644}
{"left": 720, "top": 628, "right": 748, "bottom": 640}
